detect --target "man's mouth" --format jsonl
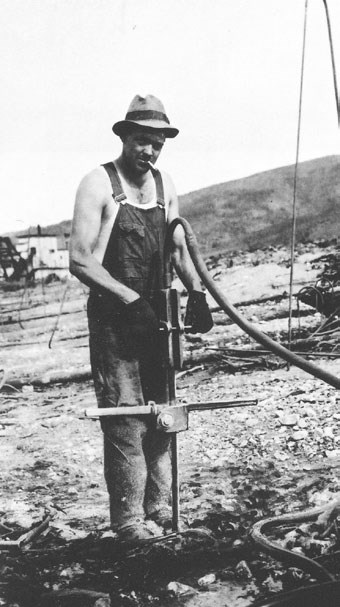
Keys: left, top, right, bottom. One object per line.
{"left": 139, "top": 158, "right": 152, "bottom": 167}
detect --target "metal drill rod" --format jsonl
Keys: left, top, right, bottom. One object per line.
{"left": 171, "top": 434, "right": 180, "bottom": 533}
{"left": 84, "top": 398, "right": 257, "bottom": 418}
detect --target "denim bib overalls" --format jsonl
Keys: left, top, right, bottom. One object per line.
{"left": 87, "top": 162, "right": 171, "bottom": 530}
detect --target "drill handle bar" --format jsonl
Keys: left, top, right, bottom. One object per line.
{"left": 84, "top": 398, "right": 257, "bottom": 419}
{"left": 187, "top": 398, "right": 257, "bottom": 412}
{"left": 85, "top": 404, "right": 155, "bottom": 418}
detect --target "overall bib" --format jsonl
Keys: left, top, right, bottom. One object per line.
{"left": 87, "top": 162, "right": 171, "bottom": 529}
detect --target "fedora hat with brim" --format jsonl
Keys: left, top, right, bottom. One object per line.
{"left": 112, "top": 94, "right": 179, "bottom": 138}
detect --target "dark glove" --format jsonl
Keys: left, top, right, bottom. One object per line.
{"left": 184, "top": 291, "right": 213, "bottom": 334}
{"left": 121, "top": 297, "right": 159, "bottom": 357}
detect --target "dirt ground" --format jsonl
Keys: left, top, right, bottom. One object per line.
{"left": 0, "top": 242, "right": 339, "bottom": 607}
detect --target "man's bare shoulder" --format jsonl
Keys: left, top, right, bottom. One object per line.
{"left": 76, "top": 166, "right": 112, "bottom": 204}
{"left": 159, "top": 169, "right": 177, "bottom": 202}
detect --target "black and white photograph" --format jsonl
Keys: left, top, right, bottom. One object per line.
{"left": 1, "top": 1, "right": 340, "bottom": 605}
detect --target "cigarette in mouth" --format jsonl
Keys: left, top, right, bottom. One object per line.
{"left": 147, "top": 161, "right": 155, "bottom": 169}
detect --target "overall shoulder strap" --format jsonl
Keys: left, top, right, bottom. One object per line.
{"left": 103, "top": 161, "right": 165, "bottom": 207}
{"left": 101, "top": 162, "right": 127, "bottom": 204}
{"left": 150, "top": 168, "right": 165, "bottom": 207}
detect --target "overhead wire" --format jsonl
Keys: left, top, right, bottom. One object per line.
{"left": 287, "top": 0, "right": 309, "bottom": 350}
{"left": 288, "top": 0, "right": 339, "bottom": 348}
{"left": 322, "top": 0, "right": 340, "bottom": 125}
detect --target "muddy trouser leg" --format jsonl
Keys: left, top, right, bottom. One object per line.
{"left": 88, "top": 314, "right": 147, "bottom": 529}
{"left": 143, "top": 429, "right": 172, "bottom": 518}
{"left": 88, "top": 311, "right": 171, "bottom": 529}
{"left": 103, "top": 416, "right": 149, "bottom": 529}
{"left": 140, "top": 337, "right": 172, "bottom": 518}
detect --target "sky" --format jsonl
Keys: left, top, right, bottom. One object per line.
{"left": 1, "top": 0, "right": 339, "bottom": 234}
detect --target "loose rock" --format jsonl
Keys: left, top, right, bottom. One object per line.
{"left": 197, "top": 573, "right": 216, "bottom": 587}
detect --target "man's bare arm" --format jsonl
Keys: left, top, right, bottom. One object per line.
{"left": 165, "top": 174, "right": 213, "bottom": 333}
{"left": 165, "top": 173, "right": 201, "bottom": 292}
{"left": 69, "top": 169, "right": 139, "bottom": 303}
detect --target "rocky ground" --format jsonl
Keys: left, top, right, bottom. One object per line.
{"left": 0, "top": 241, "right": 339, "bottom": 607}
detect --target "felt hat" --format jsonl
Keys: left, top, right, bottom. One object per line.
{"left": 112, "top": 94, "right": 179, "bottom": 138}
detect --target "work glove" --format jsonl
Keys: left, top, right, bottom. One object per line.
{"left": 120, "top": 297, "right": 159, "bottom": 358}
{"left": 184, "top": 290, "right": 213, "bottom": 334}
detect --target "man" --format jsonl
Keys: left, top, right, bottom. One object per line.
{"left": 69, "top": 94, "right": 213, "bottom": 544}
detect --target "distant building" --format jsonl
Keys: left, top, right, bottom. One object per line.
{"left": 15, "top": 227, "right": 70, "bottom": 280}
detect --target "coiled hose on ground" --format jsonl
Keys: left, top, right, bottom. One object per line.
{"left": 249, "top": 505, "right": 335, "bottom": 582}
{"left": 167, "top": 217, "right": 340, "bottom": 390}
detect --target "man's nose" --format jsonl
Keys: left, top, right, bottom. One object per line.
{"left": 143, "top": 144, "right": 153, "bottom": 157}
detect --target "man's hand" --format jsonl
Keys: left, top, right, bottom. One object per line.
{"left": 184, "top": 291, "right": 213, "bottom": 334}
{"left": 121, "top": 297, "right": 159, "bottom": 357}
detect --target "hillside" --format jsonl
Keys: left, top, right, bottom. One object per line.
{"left": 180, "top": 155, "right": 340, "bottom": 254}
{"left": 12, "top": 156, "right": 339, "bottom": 255}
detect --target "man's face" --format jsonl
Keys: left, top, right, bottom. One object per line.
{"left": 122, "top": 129, "right": 165, "bottom": 174}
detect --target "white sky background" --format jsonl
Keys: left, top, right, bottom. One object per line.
{"left": 1, "top": 0, "right": 339, "bottom": 233}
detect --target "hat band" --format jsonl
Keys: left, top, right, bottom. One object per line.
{"left": 125, "top": 110, "right": 170, "bottom": 124}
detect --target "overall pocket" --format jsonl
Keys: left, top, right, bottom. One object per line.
{"left": 117, "top": 222, "right": 145, "bottom": 261}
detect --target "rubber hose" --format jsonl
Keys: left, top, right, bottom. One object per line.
{"left": 167, "top": 217, "right": 340, "bottom": 390}
{"left": 250, "top": 505, "right": 335, "bottom": 582}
